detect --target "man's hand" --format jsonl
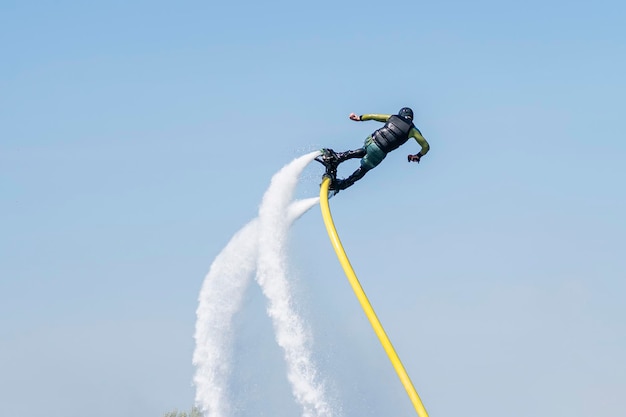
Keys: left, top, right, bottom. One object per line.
{"left": 349, "top": 112, "right": 361, "bottom": 121}
{"left": 408, "top": 153, "right": 422, "bottom": 163}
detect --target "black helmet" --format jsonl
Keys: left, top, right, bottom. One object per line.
{"left": 398, "top": 107, "right": 414, "bottom": 120}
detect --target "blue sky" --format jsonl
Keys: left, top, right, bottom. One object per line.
{"left": 2, "top": 1, "right": 625, "bottom": 416}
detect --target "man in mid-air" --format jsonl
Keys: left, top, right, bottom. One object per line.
{"left": 318, "top": 107, "right": 430, "bottom": 192}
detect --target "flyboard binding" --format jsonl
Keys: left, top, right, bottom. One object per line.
{"left": 315, "top": 149, "right": 342, "bottom": 196}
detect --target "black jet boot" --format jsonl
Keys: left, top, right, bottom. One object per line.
{"left": 335, "top": 167, "right": 368, "bottom": 191}
{"left": 336, "top": 148, "right": 366, "bottom": 163}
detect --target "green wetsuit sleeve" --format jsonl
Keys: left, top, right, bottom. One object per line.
{"left": 410, "top": 127, "right": 430, "bottom": 155}
{"left": 360, "top": 114, "right": 391, "bottom": 122}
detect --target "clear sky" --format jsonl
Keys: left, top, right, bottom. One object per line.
{"left": 1, "top": 1, "right": 625, "bottom": 416}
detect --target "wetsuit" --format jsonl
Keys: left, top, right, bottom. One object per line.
{"left": 331, "top": 113, "right": 430, "bottom": 191}
{"left": 358, "top": 113, "right": 430, "bottom": 170}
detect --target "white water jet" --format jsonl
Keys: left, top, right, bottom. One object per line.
{"left": 193, "top": 151, "right": 335, "bottom": 417}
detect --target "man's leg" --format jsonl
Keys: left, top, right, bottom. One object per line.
{"left": 334, "top": 137, "right": 386, "bottom": 191}
{"left": 336, "top": 148, "right": 366, "bottom": 162}
{"left": 335, "top": 167, "right": 369, "bottom": 190}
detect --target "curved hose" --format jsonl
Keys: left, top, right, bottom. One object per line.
{"left": 319, "top": 177, "right": 429, "bottom": 417}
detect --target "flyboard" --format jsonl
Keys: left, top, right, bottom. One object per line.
{"left": 315, "top": 148, "right": 342, "bottom": 197}
{"left": 317, "top": 163, "right": 430, "bottom": 417}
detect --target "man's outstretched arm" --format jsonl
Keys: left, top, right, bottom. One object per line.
{"left": 349, "top": 112, "right": 390, "bottom": 122}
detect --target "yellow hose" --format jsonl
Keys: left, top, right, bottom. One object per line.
{"left": 319, "top": 177, "right": 429, "bottom": 417}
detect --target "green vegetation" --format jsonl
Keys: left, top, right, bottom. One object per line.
{"left": 162, "top": 406, "right": 202, "bottom": 417}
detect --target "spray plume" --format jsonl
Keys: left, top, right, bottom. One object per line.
{"left": 193, "top": 151, "right": 334, "bottom": 417}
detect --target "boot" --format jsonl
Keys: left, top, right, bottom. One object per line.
{"left": 336, "top": 148, "right": 366, "bottom": 163}
{"left": 336, "top": 167, "right": 368, "bottom": 190}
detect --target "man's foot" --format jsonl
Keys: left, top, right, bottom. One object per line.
{"left": 329, "top": 178, "right": 346, "bottom": 191}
